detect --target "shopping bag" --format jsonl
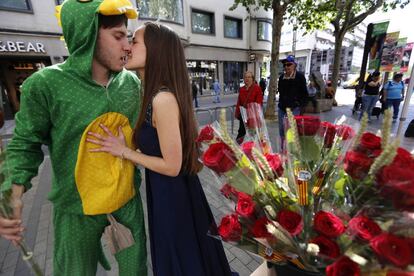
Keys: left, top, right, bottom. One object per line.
{"left": 103, "top": 214, "right": 135, "bottom": 255}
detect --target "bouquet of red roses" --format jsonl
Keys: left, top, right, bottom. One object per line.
{"left": 266, "top": 109, "right": 414, "bottom": 275}
{"left": 239, "top": 103, "right": 274, "bottom": 153}
{"left": 197, "top": 106, "right": 414, "bottom": 275}
{"left": 197, "top": 109, "right": 310, "bottom": 265}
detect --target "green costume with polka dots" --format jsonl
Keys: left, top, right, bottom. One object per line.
{"left": 4, "top": 0, "right": 147, "bottom": 275}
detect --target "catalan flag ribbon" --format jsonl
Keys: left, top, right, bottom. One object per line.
{"left": 312, "top": 163, "right": 328, "bottom": 195}
{"left": 258, "top": 244, "right": 286, "bottom": 263}
{"left": 296, "top": 169, "right": 311, "bottom": 206}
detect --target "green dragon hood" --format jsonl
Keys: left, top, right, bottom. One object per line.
{"left": 58, "top": 0, "right": 137, "bottom": 81}
{"left": 60, "top": 0, "right": 103, "bottom": 80}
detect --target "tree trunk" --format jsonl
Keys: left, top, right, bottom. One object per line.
{"left": 331, "top": 30, "right": 346, "bottom": 105}
{"left": 264, "top": 1, "right": 284, "bottom": 119}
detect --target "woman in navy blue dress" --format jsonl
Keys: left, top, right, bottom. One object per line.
{"left": 87, "top": 22, "right": 235, "bottom": 276}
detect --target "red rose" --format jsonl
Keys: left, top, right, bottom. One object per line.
{"left": 392, "top": 147, "right": 414, "bottom": 166}
{"left": 372, "top": 149, "right": 382, "bottom": 158}
{"left": 294, "top": 115, "right": 321, "bottom": 136}
{"left": 196, "top": 125, "right": 215, "bottom": 143}
{"left": 376, "top": 163, "right": 414, "bottom": 197}
{"left": 348, "top": 216, "right": 382, "bottom": 241}
{"left": 241, "top": 141, "right": 255, "bottom": 160}
{"left": 265, "top": 153, "right": 284, "bottom": 177}
{"left": 220, "top": 183, "right": 238, "bottom": 199}
{"left": 276, "top": 209, "right": 303, "bottom": 236}
{"left": 236, "top": 193, "right": 256, "bottom": 218}
{"left": 359, "top": 132, "right": 382, "bottom": 151}
{"left": 370, "top": 233, "right": 412, "bottom": 268}
{"left": 202, "top": 142, "right": 236, "bottom": 173}
{"left": 251, "top": 217, "right": 273, "bottom": 238}
{"left": 336, "top": 125, "right": 355, "bottom": 140}
{"left": 326, "top": 256, "right": 360, "bottom": 276}
{"left": 392, "top": 193, "right": 414, "bottom": 212}
{"left": 314, "top": 211, "right": 345, "bottom": 238}
{"left": 218, "top": 214, "right": 242, "bottom": 242}
{"left": 310, "top": 235, "right": 340, "bottom": 259}
{"left": 319, "top": 121, "right": 337, "bottom": 148}
{"left": 344, "top": 150, "right": 373, "bottom": 180}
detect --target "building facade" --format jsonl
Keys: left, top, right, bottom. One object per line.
{"left": 0, "top": 0, "right": 271, "bottom": 120}
{"left": 0, "top": 0, "right": 67, "bottom": 120}
{"left": 133, "top": 0, "right": 272, "bottom": 94}
{"left": 279, "top": 22, "right": 367, "bottom": 82}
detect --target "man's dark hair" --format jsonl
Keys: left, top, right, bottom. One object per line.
{"left": 98, "top": 14, "right": 128, "bottom": 29}
{"left": 393, "top": 73, "right": 403, "bottom": 80}
{"left": 372, "top": 71, "right": 380, "bottom": 77}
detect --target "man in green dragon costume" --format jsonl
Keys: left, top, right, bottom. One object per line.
{"left": 0, "top": 0, "right": 147, "bottom": 275}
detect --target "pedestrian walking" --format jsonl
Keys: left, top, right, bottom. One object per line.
{"left": 235, "top": 71, "right": 263, "bottom": 143}
{"left": 259, "top": 77, "right": 267, "bottom": 96}
{"left": 358, "top": 71, "right": 381, "bottom": 122}
{"left": 383, "top": 73, "right": 405, "bottom": 123}
{"left": 305, "top": 80, "right": 318, "bottom": 112}
{"left": 213, "top": 79, "right": 221, "bottom": 103}
{"left": 277, "top": 55, "right": 308, "bottom": 145}
{"left": 192, "top": 80, "right": 199, "bottom": 108}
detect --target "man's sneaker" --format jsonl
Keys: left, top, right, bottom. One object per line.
{"left": 392, "top": 119, "right": 397, "bottom": 123}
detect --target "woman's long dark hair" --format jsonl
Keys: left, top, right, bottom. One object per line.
{"left": 133, "top": 22, "right": 202, "bottom": 174}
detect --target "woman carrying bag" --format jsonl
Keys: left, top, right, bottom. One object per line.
{"left": 235, "top": 71, "right": 263, "bottom": 143}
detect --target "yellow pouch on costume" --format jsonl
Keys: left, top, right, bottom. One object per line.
{"left": 75, "top": 112, "right": 135, "bottom": 215}
{"left": 98, "top": 0, "right": 138, "bottom": 19}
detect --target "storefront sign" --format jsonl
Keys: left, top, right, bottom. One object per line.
{"left": 249, "top": 53, "right": 256, "bottom": 62}
{"left": 0, "top": 41, "right": 46, "bottom": 53}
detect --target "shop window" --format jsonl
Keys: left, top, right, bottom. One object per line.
{"left": 138, "top": 0, "right": 184, "bottom": 25}
{"left": 0, "top": 0, "right": 32, "bottom": 12}
{"left": 191, "top": 9, "right": 215, "bottom": 35}
{"left": 224, "top": 16, "right": 242, "bottom": 39}
{"left": 257, "top": 20, "right": 272, "bottom": 42}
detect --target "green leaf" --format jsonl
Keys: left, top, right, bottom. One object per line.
{"left": 299, "top": 136, "right": 321, "bottom": 162}
{"left": 225, "top": 161, "right": 257, "bottom": 195}
{"left": 334, "top": 177, "right": 346, "bottom": 197}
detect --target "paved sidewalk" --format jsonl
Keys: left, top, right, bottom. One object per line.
{"left": 1, "top": 89, "right": 413, "bottom": 275}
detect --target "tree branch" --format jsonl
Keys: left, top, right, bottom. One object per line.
{"left": 347, "top": 0, "right": 384, "bottom": 30}
{"left": 341, "top": 0, "right": 357, "bottom": 31}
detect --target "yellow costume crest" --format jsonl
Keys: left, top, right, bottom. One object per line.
{"left": 55, "top": 0, "right": 138, "bottom": 28}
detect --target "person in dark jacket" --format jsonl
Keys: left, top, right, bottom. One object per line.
{"left": 277, "top": 55, "right": 308, "bottom": 144}
{"left": 358, "top": 71, "right": 381, "bottom": 122}
{"left": 259, "top": 77, "right": 267, "bottom": 95}
{"left": 192, "top": 80, "right": 199, "bottom": 107}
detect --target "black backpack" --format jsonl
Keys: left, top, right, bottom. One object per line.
{"left": 405, "top": 119, "right": 414, "bottom": 137}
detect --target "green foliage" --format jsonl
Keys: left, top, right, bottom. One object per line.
{"left": 290, "top": 0, "right": 410, "bottom": 36}
{"left": 230, "top": 0, "right": 274, "bottom": 11}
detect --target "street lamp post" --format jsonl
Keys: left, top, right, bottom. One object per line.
{"left": 397, "top": 64, "right": 414, "bottom": 138}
